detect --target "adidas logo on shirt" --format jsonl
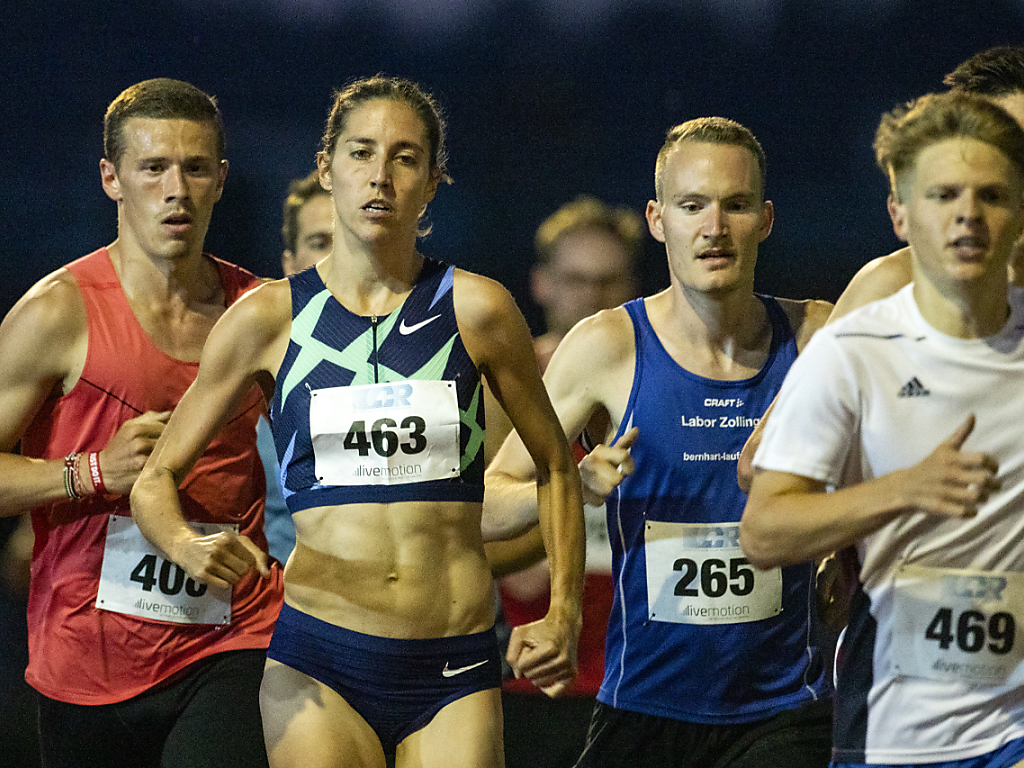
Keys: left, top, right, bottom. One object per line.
{"left": 898, "top": 377, "right": 930, "bottom": 397}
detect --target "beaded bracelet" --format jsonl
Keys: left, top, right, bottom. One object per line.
{"left": 63, "top": 453, "right": 82, "bottom": 500}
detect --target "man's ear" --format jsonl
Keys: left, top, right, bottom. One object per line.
{"left": 645, "top": 200, "right": 666, "bottom": 244}
{"left": 214, "top": 159, "right": 228, "bottom": 203}
{"left": 100, "top": 158, "right": 121, "bottom": 202}
{"left": 888, "top": 193, "right": 909, "bottom": 242}
{"left": 757, "top": 200, "right": 774, "bottom": 243}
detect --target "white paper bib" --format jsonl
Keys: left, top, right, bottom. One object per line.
{"left": 893, "top": 563, "right": 1024, "bottom": 686}
{"left": 645, "top": 520, "right": 782, "bottom": 624}
{"left": 96, "top": 515, "right": 233, "bottom": 625}
{"left": 310, "top": 380, "right": 460, "bottom": 487}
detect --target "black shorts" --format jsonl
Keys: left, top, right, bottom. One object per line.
{"left": 575, "top": 697, "right": 832, "bottom": 768}
{"left": 37, "top": 649, "right": 269, "bottom": 768}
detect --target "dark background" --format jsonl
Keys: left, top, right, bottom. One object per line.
{"left": 3, "top": 0, "right": 1023, "bottom": 332}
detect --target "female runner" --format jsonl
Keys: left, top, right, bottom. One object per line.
{"left": 131, "top": 76, "right": 584, "bottom": 768}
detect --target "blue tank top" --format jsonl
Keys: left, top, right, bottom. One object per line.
{"left": 599, "top": 296, "right": 830, "bottom": 723}
{"left": 269, "top": 260, "right": 485, "bottom": 512}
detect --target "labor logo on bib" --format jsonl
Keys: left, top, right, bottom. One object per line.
{"left": 309, "top": 380, "right": 460, "bottom": 486}
{"left": 96, "top": 515, "right": 233, "bottom": 625}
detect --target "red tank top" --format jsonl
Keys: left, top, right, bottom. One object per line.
{"left": 21, "top": 248, "right": 283, "bottom": 705}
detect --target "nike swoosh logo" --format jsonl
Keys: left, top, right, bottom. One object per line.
{"left": 399, "top": 315, "right": 441, "bottom": 335}
{"left": 442, "top": 659, "right": 489, "bottom": 678}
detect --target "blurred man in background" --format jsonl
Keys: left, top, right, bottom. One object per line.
{"left": 486, "top": 195, "right": 642, "bottom": 768}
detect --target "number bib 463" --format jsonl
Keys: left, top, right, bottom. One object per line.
{"left": 645, "top": 521, "right": 782, "bottom": 625}
{"left": 893, "top": 564, "right": 1024, "bottom": 686}
{"left": 96, "top": 515, "right": 233, "bottom": 625}
{"left": 310, "top": 380, "right": 460, "bottom": 486}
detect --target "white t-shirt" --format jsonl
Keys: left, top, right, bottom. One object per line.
{"left": 755, "top": 284, "right": 1024, "bottom": 764}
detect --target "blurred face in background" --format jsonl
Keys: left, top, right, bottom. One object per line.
{"left": 531, "top": 226, "right": 637, "bottom": 338}
{"left": 282, "top": 193, "right": 333, "bottom": 276}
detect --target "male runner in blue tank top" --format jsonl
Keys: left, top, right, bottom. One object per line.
{"left": 486, "top": 117, "right": 834, "bottom": 767}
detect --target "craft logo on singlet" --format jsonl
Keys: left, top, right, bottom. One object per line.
{"left": 704, "top": 398, "right": 744, "bottom": 407}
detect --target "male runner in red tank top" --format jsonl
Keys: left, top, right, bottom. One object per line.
{"left": 0, "top": 78, "right": 282, "bottom": 768}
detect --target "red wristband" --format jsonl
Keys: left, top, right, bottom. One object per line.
{"left": 87, "top": 452, "right": 106, "bottom": 494}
